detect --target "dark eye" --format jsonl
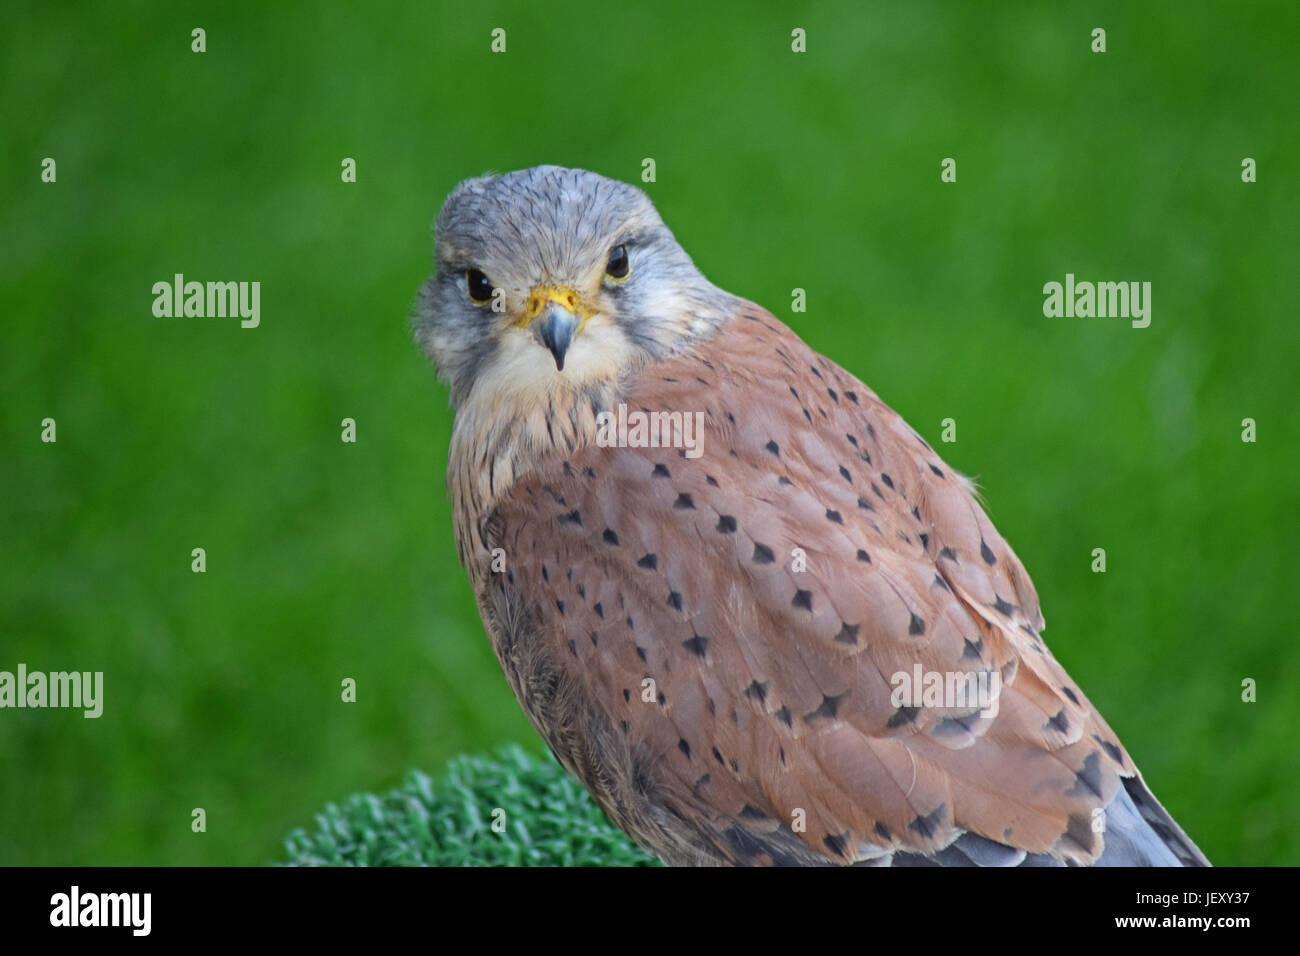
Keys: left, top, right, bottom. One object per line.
{"left": 605, "top": 244, "right": 630, "bottom": 281}
{"left": 465, "top": 269, "right": 494, "bottom": 304}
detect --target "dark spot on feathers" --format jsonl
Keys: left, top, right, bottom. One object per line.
{"left": 845, "top": 390, "right": 859, "bottom": 404}
{"left": 652, "top": 463, "right": 670, "bottom": 478}
{"left": 775, "top": 706, "right": 793, "bottom": 728}
{"left": 705, "top": 697, "right": 715, "bottom": 715}
{"left": 826, "top": 508, "right": 843, "bottom": 524}
{"left": 590, "top": 631, "right": 598, "bottom": 646}
{"left": 857, "top": 496, "right": 875, "bottom": 512}
{"left": 602, "top": 528, "right": 619, "bottom": 546}
{"left": 541, "top": 565, "right": 549, "bottom": 581}
{"left": 716, "top": 515, "right": 737, "bottom": 533}
{"left": 777, "top": 475, "right": 794, "bottom": 487}
{"left": 706, "top": 475, "right": 719, "bottom": 487}
{"left": 682, "top": 634, "right": 709, "bottom": 657}
{"left": 871, "top": 483, "right": 885, "bottom": 500}
{"left": 637, "top": 553, "right": 658, "bottom": 570}
{"left": 887, "top": 705, "right": 919, "bottom": 728}
{"left": 576, "top": 583, "right": 585, "bottom": 599}
{"left": 792, "top": 589, "right": 813, "bottom": 611}
{"left": 929, "top": 464, "right": 944, "bottom": 478}
{"left": 908, "top": 614, "right": 925, "bottom": 636}
{"left": 744, "top": 680, "right": 769, "bottom": 703}
{"left": 583, "top": 466, "right": 595, "bottom": 478}
{"left": 823, "top": 832, "right": 850, "bottom": 858}
{"left": 593, "top": 602, "right": 604, "bottom": 619}
{"left": 835, "top": 622, "right": 860, "bottom": 645}
{"left": 993, "top": 596, "right": 1017, "bottom": 617}
{"left": 918, "top": 532, "right": 929, "bottom": 550}
{"left": 1093, "top": 735, "right": 1124, "bottom": 765}
{"left": 846, "top": 433, "right": 858, "bottom": 446}
{"left": 622, "top": 688, "right": 631, "bottom": 703}
{"left": 881, "top": 473, "right": 894, "bottom": 490}
{"left": 856, "top": 549, "right": 871, "bottom": 563}
{"left": 1045, "top": 708, "right": 1070, "bottom": 735}
{"left": 961, "top": 637, "right": 984, "bottom": 661}
{"left": 909, "top": 804, "right": 946, "bottom": 839}
{"left": 933, "top": 573, "right": 949, "bottom": 591}
{"left": 765, "top": 440, "right": 780, "bottom": 457}
{"left": 626, "top": 616, "right": 635, "bottom": 629}
{"left": 838, "top": 465, "right": 852, "bottom": 482}
{"left": 658, "top": 692, "right": 667, "bottom": 706}
{"left": 827, "top": 387, "right": 839, "bottom": 403}
{"left": 674, "top": 492, "right": 695, "bottom": 510}
{"left": 567, "top": 639, "right": 576, "bottom": 656}
{"left": 752, "top": 543, "right": 775, "bottom": 564}
{"left": 620, "top": 720, "right": 629, "bottom": 734}
{"left": 740, "top": 804, "right": 769, "bottom": 821}
{"left": 805, "top": 692, "right": 847, "bottom": 722}
{"left": 935, "top": 715, "right": 973, "bottom": 736}
{"left": 678, "top": 738, "right": 691, "bottom": 759}
{"left": 874, "top": 822, "right": 892, "bottom": 841}
{"left": 940, "top": 547, "right": 958, "bottom": 561}
{"left": 556, "top": 600, "right": 565, "bottom": 615}
{"left": 635, "top": 646, "right": 647, "bottom": 662}
{"left": 729, "top": 758, "right": 740, "bottom": 773}
{"left": 980, "top": 540, "right": 997, "bottom": 565}
{"left": 1065, "top": 814, "right": 1098, "bottom": 855}
{"left": 712, "top": 747, "right": 725, "bottom": 766}
{"left": 810, "top": 365, "right": 823, "bottom": 379}
{"left": 668, "top": 590, "right": 683, "bottom": 610}
{"left": 1062, "top": 686, "right": 1080, "bottom": 705}
{"left": 557, "top": 509, "right": 582, "bottom": 526}
{"left": 1068, "top": 752, "right": 1104, "bottom": 799}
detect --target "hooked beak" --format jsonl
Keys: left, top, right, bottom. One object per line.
{"left": 533, "top": 305, "right": 577, "bottom": 371}
{"left": 519, "top": 286, "right": 592, "bottom": 371}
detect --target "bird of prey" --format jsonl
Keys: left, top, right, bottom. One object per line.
{"left": 415, "top": 165, "right": 1209, "bottom": 867}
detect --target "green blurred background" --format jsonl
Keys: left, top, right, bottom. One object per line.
{"left": 2, "top": 1, "right": 1296, "bottom": 865}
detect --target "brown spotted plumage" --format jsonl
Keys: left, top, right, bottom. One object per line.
{"left": 416, "top": 166, "right": 1208, "bottom": 866}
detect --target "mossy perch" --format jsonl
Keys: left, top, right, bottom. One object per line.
{"left": 281, "top": 745, "right": 659, "bottom": 866}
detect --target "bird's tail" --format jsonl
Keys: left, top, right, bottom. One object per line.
{"left": 1094, "top": 775, "right": 1211, "bottom": 866}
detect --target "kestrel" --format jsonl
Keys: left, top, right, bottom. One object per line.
{"left": 415, "top": 165, "right": 1209, "bottom": 867}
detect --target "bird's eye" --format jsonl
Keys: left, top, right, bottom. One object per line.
{"left": 465, "top": 269, "right": 494, "bottom": 304}
{"left": 605, "top": 244, "right": 630, "bottom": 281}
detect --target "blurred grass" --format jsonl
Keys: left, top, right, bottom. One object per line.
{"left": 1, "top": 1, "right": 1296, "bottom": 865}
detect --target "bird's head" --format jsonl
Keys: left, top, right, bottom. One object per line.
{"left": 416, "top": 166, "right": 734, "bottom": 409}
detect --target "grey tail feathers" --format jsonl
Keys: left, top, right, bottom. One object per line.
{"left": 1093, "top": 776, "right": 1211, "bottom": 867}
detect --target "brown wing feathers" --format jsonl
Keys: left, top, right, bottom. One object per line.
{"left": 483, "top": 303, "right": 1134, "bottom": 865}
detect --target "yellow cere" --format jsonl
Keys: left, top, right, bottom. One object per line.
{"left": 519, "top": 285, "right": 597, "bottom": 332}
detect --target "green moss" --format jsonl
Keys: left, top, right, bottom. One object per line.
{"left": 281, "top": 746, "right": 659, "bottom": 866}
